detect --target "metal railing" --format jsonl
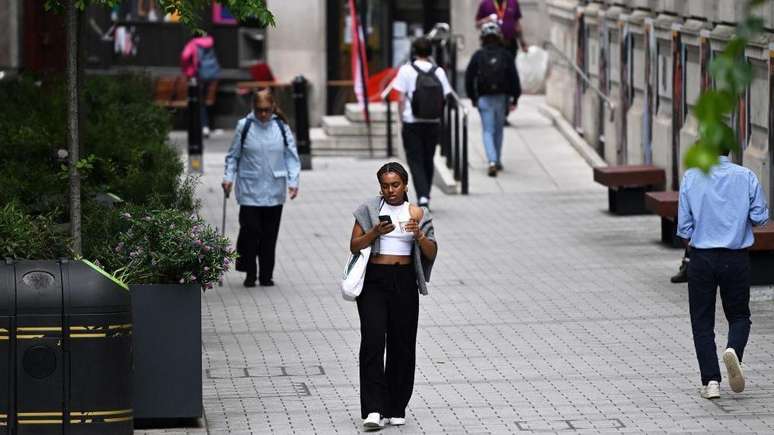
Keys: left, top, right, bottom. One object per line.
{"left": 381, "top": 85, "right": 469, "bottom": 195}
{"left": 543, "top": 40, "right": 616, "bottom": 122}
{"left": 441, "top": 91, "right": 469, "bottom": 195}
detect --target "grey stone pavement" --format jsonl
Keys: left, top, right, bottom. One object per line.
{"left": 141, "top": 96, "right": 774, "bottom": 434}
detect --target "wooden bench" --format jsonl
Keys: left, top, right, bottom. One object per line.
{"left": 593, "top": 165, "right": 666, "bottom": 215}
{"left": 154, "top": 76, "right": 218, "bottom": 110}
{"left": 644, "top": 190, "right": 774, "bottom": 284}
{"left": 645, "top": 191, "right": 681, "bottom": 247}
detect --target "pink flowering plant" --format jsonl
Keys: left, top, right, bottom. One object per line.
{"left": 103, "top": 207, "right": 235, "bottom": 290}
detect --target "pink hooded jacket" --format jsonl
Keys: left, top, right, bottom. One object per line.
{"left": 180, "top": 35, "right": 215, "bottom": 78}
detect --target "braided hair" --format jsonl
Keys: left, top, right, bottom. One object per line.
{"left": 377, "top": 162, "right": 410, "bottom": 203}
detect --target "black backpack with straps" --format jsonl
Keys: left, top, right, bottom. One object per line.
{"left": 410, "top": 63, "right": 445, "bottom": 119}
{"left": 476, "top": 48, "right": 509, "bottom": 95}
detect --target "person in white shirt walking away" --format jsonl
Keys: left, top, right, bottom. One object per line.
{"left": 391, "top": 37, "right": 453, "bottom": 210}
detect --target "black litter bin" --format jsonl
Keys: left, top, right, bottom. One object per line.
{"left": 0, "top": 259, "right": 132, "bottom": 435}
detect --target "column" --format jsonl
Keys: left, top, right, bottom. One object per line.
{"left": 546, "top": 0, "right": 581, "bottom": 122}
{"left": 602, "top": 3, "right": 627, "bottom": 164}
{"left": 581, "top": 1, "right": 605, "bottom": 155}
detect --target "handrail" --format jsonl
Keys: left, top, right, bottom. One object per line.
{"left": 543, "top": 40, "right": 616, "bottom": 121}
{"left": 440, "top": 91, "right": 469, "bottom": 194}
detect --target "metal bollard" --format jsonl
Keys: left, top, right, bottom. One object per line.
{"left": 187, "top": 77, "right": 203, "bottom": 174}
{"left": 292, "top": 75, "right": 312, "bottom": 170}
{"left": 385, "top": 97, "right": 394, "bottom": 157}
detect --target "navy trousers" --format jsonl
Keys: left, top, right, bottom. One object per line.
{"left": 687, "top": 248, "right": 752, "bottom": 385}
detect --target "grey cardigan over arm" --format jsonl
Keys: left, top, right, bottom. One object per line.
{"left": 353, "top": 196, "right": 436, "bottom": 295}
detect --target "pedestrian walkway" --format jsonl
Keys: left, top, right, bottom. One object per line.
{"left": 143, "top": 96, "right": 774, "bottom": 434}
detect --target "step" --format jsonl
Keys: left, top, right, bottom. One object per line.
{"left": 345, "top": 102, "right": 400, "bottom": 123}
{"left": 310, "top": 128, "right": 397, "bottom": 156}
{"left": 322, "top": 115, "right": 399, "bottom": 137}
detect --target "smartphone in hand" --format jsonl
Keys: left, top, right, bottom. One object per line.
{"left": 378, "top": 215, "right": 392, "bottom": 225}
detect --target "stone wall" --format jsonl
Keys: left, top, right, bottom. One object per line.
{"left": 547, "top": 0, "right": 774, "bottom": 206}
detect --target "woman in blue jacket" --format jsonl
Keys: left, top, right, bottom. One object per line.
{"left": 222, "top": 89, "right": 301, "bottom": 287}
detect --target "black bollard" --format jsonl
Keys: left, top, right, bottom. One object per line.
{"left": 292, "top": 75, "right": 312, "bottom": 170}
{"left": 187, "top": 76, "right": 203, "bottom": 173}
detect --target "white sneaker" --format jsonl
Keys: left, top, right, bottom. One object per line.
{"left": 723, "top": 348, "right": 745, "bottom": 393}
{"left": 388, "top": 417, "right": 406, "bottom": 426}
{"left": 202, "top": 126, "right": 211, "bottom": 138}
{"left": 701, "top": 380, "right": 720, "bottom": 399}
{"left": 363, "top": 413, "right": 384, "bottom": 430}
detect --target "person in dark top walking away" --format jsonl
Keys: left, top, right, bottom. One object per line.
{"left": 465, "top": 23, "right": 521, "bottom": 177}
{"left": 392, "top": 37, "right": 453, "bottom": 210}
{"left": 676, "top": 150, "right": 769, "bottom": 400}
{"left": 476, "top": 0, "right": 527, "bottom": 127}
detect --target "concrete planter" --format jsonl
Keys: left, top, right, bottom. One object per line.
{"left": 131, "top": 283, "right": 202, "bottom": 425}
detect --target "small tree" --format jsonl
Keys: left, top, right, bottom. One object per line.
{"left": 686, "top": 0, "right": 768, "bottom": 171}
{"left": 45, "top": 0, "right": 275, "bottom": 255}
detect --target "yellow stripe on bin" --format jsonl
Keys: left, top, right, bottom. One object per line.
{"left": 70, "top": 409, "right": 132, "bottom": 417}
{"left": 16, "top": 335, "right": 45, "bottom": 340}
{"left": 17, "top": 327, "right": 61, "bottom": 332}
{"left": 0, "top": 328, "right": 7, "bottom": 332}
{"left": 18, "top": 419, "right": 63, "bottom": 424}
{"left": 71, "top": 324, "right": 132, "bottom": 331}
{"left": 104, "top": 416, "right": 133, "bottom": 423}
{"left": 0, "top": 336, "right": 8, "bottom": 341}
{"left": 70, "top": 333, "right": 107, "bottom": 338}
{"left": 18, "top": 412, "right": 63, "bottom": 417}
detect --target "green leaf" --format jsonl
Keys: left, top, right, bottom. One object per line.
{"left": 684, "top": 142, "right": 720, "bottom": 173}
{"left": 693, "top": 91, "right": 735, "bottom": 121}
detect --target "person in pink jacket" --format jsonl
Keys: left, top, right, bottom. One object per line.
{"left": 180, "top": 35, "right": 219, "bottom": 136}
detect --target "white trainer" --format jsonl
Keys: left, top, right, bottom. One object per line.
{"left": 723, "top": 348, "right": 745, "bottom": 393}
{"left": 388, "top": 417, "right": 406, "bottom": 426}
{"left": 363, "top": 413, "right": 384, "bottom": 430}
{"left": 701, "top": 380, "right": 720, "bottom": 399}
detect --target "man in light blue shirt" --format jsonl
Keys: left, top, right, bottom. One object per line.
{"left": 677, "top": 153, "right": 769, "bottom": 399}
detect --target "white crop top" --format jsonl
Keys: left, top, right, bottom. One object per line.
{"left": 378, "top": 201, "right": 414, "bottom": 256}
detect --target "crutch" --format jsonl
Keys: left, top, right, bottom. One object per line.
{"left": 219, "top": 187, "right": 230, "bottom": 287}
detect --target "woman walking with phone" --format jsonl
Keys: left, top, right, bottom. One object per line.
{"left": 349, "top": 162, "right": 438, "bottom": 430}
{"left": 222, "top": 89, "right": 300, "bottom": 287}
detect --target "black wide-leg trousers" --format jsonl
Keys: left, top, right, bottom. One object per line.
{"left": 357, "top": 263, "right": 419, "bottom": 419}
{"left": 237, "top": 205, "right": 283, "bottom": 283}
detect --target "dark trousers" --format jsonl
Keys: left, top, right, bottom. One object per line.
{"left": 357, "top": 263, "right": 419, "bottom": 419}
{"left": 237, "top": 205, "right": 283, "bottom": 283}
{"left": 688, "top": 248, "right": 752, "bottom": 385}
{"left": 402, "top": 122, "right": 440, "bottom": 201}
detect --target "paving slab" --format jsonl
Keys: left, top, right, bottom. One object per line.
{"left": 145, "top": 96, "right": 774, "bottom": 434}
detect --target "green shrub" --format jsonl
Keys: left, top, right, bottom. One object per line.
{"left": 0, "top": 203, "right": 72, "bottom": 259}
{"left": 0, "top": 73, "right": 183, "bottom": 218}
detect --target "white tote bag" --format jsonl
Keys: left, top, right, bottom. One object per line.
{"left": 341, "top": 246, "right": 371, "bottom": 301}
{"left": 516, "top": 45, "right": 549, "bottom": 94}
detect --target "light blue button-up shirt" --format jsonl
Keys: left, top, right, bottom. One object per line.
{"left": 677, "top": 156, "right": 769, "bottom": 249}
{"left": 223, "top": 113, "right": 300, "bottom": 207}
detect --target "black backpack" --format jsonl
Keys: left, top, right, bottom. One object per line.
{"left": 410, "top": 63, "right": 445, "bottom": 119}
{"left": 476, "top": 49, "right": 508, "bottom": 95}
